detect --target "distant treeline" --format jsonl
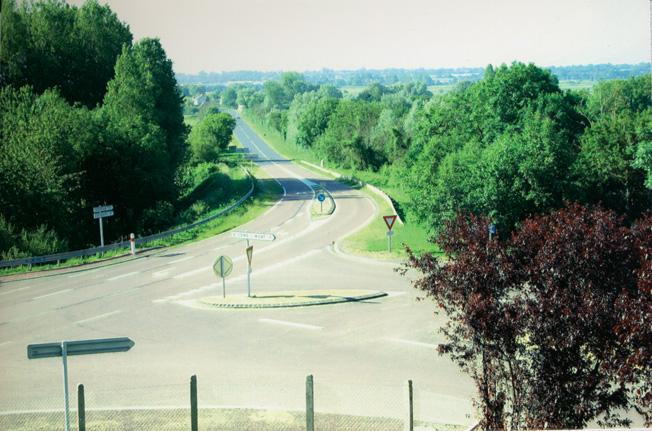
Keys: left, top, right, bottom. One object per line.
{"left": 176, "top": 63, "right": 651, "bottom": 86}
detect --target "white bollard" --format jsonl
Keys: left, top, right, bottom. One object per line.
{"left": 130, "top": 233, "right": 136, "bottom": 255}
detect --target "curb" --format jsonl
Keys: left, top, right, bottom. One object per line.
{"left": 194, "top": 290, "right": 388, "bottom": 309}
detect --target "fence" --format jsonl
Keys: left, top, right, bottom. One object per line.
{"left": 0, "top": 166, "right": 255, "bottom": 270}
{"left": 0, "top": 375, "right": 476, "bottom": 431}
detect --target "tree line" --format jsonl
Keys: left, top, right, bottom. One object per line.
{"left": 0, "top": 0, "right": 235, "bottom": 259}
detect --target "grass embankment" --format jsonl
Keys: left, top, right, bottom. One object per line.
{"left": 0, "top": 133, "right": 282, "bottom": 276}
{"left": 240, "top": 111, "right": 441, "bottom": 259}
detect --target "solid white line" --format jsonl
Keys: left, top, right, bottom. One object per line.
{"left": 386, "top": 338, "right": 438, "bottom": 349}
{"left": 259, "top": 318, "right": 323, "bottom": 331}
{"left": 74, "top": 310, "right": 122, "bottom": 325}
{"left": 33, "top": 289, "right": 73, "bottom": 300}
{"left": 169, "top": 256, "right": 194, "bottom": 264}
{"left": 107, "top": 272, "right": 139, "bottom": 281}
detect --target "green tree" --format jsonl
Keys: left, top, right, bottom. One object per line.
{"left": 189, "top": 112, "right": 236, "bottom": 163}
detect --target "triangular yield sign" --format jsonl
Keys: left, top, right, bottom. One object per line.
{"left": 383, "top": 215, "right": 397, "bottom": 231}
{"left": 246, "top": 246, "right": 253, "bottom": 266}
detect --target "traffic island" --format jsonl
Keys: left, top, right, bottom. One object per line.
{"left": 194, "top": 289, "right": 387, "bottom": 309}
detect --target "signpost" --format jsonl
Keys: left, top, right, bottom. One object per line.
{"left": 246, "top": 246, "right": 254, "bottom": 297}
{"left": 231, "top": 231, "right": 275, "bottom": 297}
{"left": 213, "top": 255, "right": 233, "bottom": 298}
{"left": 383, "top": 215, "right": 398, "bottom": 253}
{"left": 27, "top": 337, "right": 134, "bottom": 431}
{"left": 317, "top": 193, "right": 326, "bottom": 212}
{"left": 93, "top": 205, "right": 114, "bottom": 247}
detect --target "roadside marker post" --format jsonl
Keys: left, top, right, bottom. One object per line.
{"left": 27, "top": 337, "right": 134, "bottom": 431}
{"left": 383, "top": 215, "right": 398, "bottom": 253}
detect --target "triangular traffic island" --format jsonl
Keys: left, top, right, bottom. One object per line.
{"left": 195, "top": 290, "right": 387, "bottom": 309}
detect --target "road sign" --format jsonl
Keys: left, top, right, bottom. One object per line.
{"left": 383, "top": 215, "right": 397, "bottom": 231}
{"left": 28, "top": 337, "right": 134, "bottom": 359}
{"left": 246, "top": 246, "right": 253, "bottom": 266}
{"left": 93, "top": 210, "right": 114, "bottom": 219}
{"left": 213, "top": 255, "right": 233, "bottom": 278}
{"left": 231, "top": 231, "right": 276, "bottom": 241}
{"left": 27, "top": 337, "right": 134, "bottom": 431}
{"left": 93, "top": 205, "right": 113, "bottom": 214}
{"left": 317, "top": 193, "right": 326, "bottom": 202}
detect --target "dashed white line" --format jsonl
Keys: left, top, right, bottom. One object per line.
{"left": 152, "top": 271, "right": 170, "bottom": 278}
{"left": 74, "top": 310, "right": 122, "bottom": 325}
{"left": 169, "top": 256, "right": 195, "bottom": 264}
{"left": 386, "top": 338, "right": 439, "bottom": 349}
{"left": 173, "top": 266, "right": 210, "bottom": 279}
{"left": 259, "top": 318, "right": 324, "bottom": 331}
{"left": 33, "top": 289, "right": 73, "bottom": 300}
{"left": 107, "top": 272, "right": 139, "bottom": 281}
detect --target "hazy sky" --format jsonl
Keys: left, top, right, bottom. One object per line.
{"left": 66, "top": 0, "right": 650, "bottom": 75}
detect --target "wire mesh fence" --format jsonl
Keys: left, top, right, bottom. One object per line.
{"left": 0, "top": 376, "right": 475, "bottom": 431}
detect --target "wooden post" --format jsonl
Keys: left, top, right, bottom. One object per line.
{"left": 306, "top": 375, "right": 314, "bottom": 431}
{"left": 405, "top": 380, "right": 414, "bottom": 431}
{"left": 190, "top": 375, "right": 198, "bottom": 431}
{"left": 77, "top": 384, "right": 86, "bottom": 431}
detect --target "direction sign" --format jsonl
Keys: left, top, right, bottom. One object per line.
{"left": 93, "top": 210, "right": 114, "bottom": 219}
{"left": 317, "top": 193, "right": 326, "bottom": 202}
{"left": 213, "top": 255, "right": 233, "bottom": 278}
{"left": 93, "top": 205, "right": 113, "bottom": 214}
{"left": 383, "top": 215, "right": 397, "bottom": 231}
{"left": 28, "top": 337, "right": 134, "bottom": 359}
{"left": 231, "top": 231, "right": 276, "bottom": 241}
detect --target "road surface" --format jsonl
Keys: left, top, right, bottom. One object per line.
{"left": 0, "top": 116, "right": 476, "bottom": 423}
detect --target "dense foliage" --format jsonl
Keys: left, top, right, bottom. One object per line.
{"left": 402, "top": 204, "right": 652, "bottom": 430}
{"left": 0, "top": 0, "right": 208, "bottom": 258}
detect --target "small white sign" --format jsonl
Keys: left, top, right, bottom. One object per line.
{"left": 231, "top": 231, "right": 276, "bottom": 241}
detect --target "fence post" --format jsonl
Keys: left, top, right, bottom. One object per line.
{"left": 306, "top": 374, "right": 314, "bottom": 431}
{"left": 78, "top": 384, "right": 86, "bottom": 431}
{"left": 405, "top": 380, "right": 414, "bottom": 431}
{"left": 190, "top": 375, "right": 198, "bottom": 431}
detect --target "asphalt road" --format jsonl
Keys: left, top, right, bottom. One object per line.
{"left": 0, "top": 116, "right": 476, "bottom": 421}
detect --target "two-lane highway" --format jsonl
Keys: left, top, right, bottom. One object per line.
{"left": 0, "top": 116, "right": 475, "bottom": 418}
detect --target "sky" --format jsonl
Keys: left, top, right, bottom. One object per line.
{"left": 66, "top": 0, "right": 651, "bottom": 75}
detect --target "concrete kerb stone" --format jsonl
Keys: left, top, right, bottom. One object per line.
{"left": 194, "top": 290, "right": 388, "bottom": 309}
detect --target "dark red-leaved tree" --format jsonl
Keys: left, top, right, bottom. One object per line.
{"left": 401, "top": 203, "right": 652, "bottom": 430}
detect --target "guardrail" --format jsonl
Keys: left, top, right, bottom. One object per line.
{"left": 0, "top": 166, "right": 255, "bottom": 270}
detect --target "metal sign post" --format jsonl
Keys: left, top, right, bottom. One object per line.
{"left": 213, "top": 255, "right": 233, "bottom": 298}
{"left": 93, "top": 205, "right": 114, "bottom": 247}
{"left": 27, "top": 337, "right": 135, "bottom": 431}
{"left": 246, "top": 246, "right": 253, "bottom": 297}
{"left": 383, "top": 215, "right": 398, "bottom": 253}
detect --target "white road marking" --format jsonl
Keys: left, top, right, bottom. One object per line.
{"left": 386, "top": 338, "right": 439, "bottom": 349}
{"left": 173, "top": 266, "right": 209, "bottom": 279}
{"left": 259, "top": 318, "right": 323, "bottom": 331}
{"left": 74, "top": 310, "right": 122, "bottom": 325}
{"left": 68, "top": 268, "right": 101, "bottom": 278}
{"left": 169, "top": 256, "right": 194, "bottom": 264}
{"left": 107, "top": 272, "right": 139, "bottom": 281}
{"left": 152, "top": 271, "right": 170, "bottom": 278}
{"left": 153, "top": 284, "right": 218, "bottom": 303}
{"left": 0, "top": 285, "right": 32, "bottom": 296}
{"left": 33, "top": 289, "right": 73, "bottom": 300}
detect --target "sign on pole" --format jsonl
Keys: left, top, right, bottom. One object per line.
{"left": 213, "top": 255, "right": 233, "bottom": 298}
{"left": 231, "top": 231, "right": 276, "bottom": 242}
{"left": 27, "top": 337, "right": 134, "bottom": 431}
{"left": 92, "top": 205, "right": 114, "bottom": 248}
{"left": 246, "top": 246, "right": 253, "bottom": 297}
{"left": 383, "top": 215, "right": 398, "bottom": 253}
